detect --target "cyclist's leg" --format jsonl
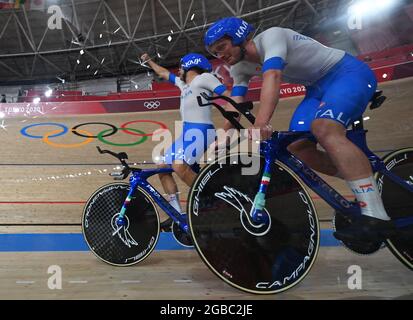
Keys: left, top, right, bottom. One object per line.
{"left": 171, "top": 162, "right": 197, "bottom": 187}
{"left": 311, "top": 119, "right": 371, "bottom": 181}
{"left": 312, "top": 119, "right": 394, "bottom": 239}
{"left": 288, "top": 139, "right": 339, "bottom": 176}
{"left": 310, "top": 55, "right": 393, "bottom": 240}
{"left": 158, "top": 163, "right": 178, "bottom": 194}
{"left": 160, "top": 136, "right": 184, "bottom": 215}
{"left": 311, "top": 56, "right": 376, "bottom": 181}
{"left": 157, "top": 163, "right": 179, "bottom": 229}
{"left": 288, "top": 92, "right": 339, "bottom": 176}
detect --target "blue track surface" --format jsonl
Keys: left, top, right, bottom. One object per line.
{"left": 0, "top": 230, "right": 340, "bottom": 252}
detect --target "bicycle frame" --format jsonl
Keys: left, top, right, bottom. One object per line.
{"left": 198, "top": 92, "right": 413, "bottom": 227}
{"left": 119, "top": 167, "right": 189, "bottom": 232}
{"left": 257, "top": 128, "right": 413, "bottom": 227}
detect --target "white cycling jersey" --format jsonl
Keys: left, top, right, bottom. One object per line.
{"left": 230, "top": 27, "right": 345, "bottom": 94}
{"left": 169, "top": 72, "right": 226, "bottom": 124}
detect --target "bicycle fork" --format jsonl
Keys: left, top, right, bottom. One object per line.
{"left": 114, "top": 174, "right": 144, "bottom": 229}
{"left": 249, "top": 142, "right": 277, "bottom": 225}
{"left": 114, "top": 186, "right": 136, "bottom": 231}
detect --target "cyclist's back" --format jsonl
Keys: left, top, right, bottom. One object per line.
{"left": 230, "top": 27, "right": 345, "bottom": 86}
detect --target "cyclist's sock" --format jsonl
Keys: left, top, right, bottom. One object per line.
{"left": 347, "top": 177, "right": 391, "bottom": 221}
{"left": 168, "top": 193, "right": 182, "bottom": 214}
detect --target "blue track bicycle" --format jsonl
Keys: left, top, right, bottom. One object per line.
{"left": 82, "top": 147, "right": 196, "bottom": 266}
{"left": 82, "top": 90, "right": 413, "bottom": 294}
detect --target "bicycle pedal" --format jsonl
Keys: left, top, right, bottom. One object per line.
{"left": 333, "top": 212, "right": 383, "bottom": 255}
{"left": 333, "top": 231, "right": 383, "bottom": 255}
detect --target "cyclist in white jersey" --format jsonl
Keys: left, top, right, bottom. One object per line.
{"left": 141, "top": 52, "right": 229, "bottom": 227}
{"left": 204, "top": 17, "right": 394, "bottom": 242}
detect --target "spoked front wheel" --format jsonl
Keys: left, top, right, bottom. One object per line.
{"left": 376, "top": 148, "right": 413, "bottom": 270}
{"left": 82, "top": 183, "right": 160, "bottom": 266}
{"left": 188, "top": 154, "right": 320, "bottom": 294}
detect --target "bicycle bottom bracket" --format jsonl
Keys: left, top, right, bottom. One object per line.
{"left": 333, "top": 212, "right": 383, "bottom": 255}
{"left": 172, "top": 222, "right": 193, "bottom": 247}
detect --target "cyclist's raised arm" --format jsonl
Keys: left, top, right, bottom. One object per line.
{"left": 140, "top": 53, "right": 171, "bottom": 82}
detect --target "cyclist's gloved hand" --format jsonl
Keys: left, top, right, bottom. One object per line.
{"left": 246, "top": 123, "right": 273, "bottom": 141}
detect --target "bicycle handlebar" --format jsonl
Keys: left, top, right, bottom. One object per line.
{"left": 197, "top": 93, "right": 256, "bottom": 130}
{"left": 96, "top": 146, "right": 135, "bottom": 180}
{"left": 197, "top": 96, "right": 243, "bottom": 130}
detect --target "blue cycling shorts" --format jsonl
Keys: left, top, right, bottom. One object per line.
{"left": 289, "top": 53, "right": 377, "bottom": 132}
{"left": 163, "top": 122, "right": 216, "bottom": 166}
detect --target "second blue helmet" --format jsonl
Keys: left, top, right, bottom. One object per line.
{"left": 180, "top": 53, "right": 212, "bottom": 72}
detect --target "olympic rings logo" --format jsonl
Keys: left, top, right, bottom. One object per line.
{"left": 144, "top": 101, "right": 161, "bottom": 109}
{"left": 20, "top": 120, "right": 169, "bottom": 149}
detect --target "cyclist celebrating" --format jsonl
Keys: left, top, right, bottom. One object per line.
{"left": 141, "top": 52, "right": 229, "bottom": 227}
{"left": 204, "top": 17, "right": 393, "bottom": 242}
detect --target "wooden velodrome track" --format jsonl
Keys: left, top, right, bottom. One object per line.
{"left": 0, "top": 77, "right": 412, "bottom": 299}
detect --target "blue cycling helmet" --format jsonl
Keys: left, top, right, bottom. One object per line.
{"left": 204, "top": 17, "right": 255, "bottom": 48}
{"left": 180, "top": 53, "right": 212, "bottom": 72}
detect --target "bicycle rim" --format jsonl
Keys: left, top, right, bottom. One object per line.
{"left": 375, "top": 148, "right": 413, "bottom": 270}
